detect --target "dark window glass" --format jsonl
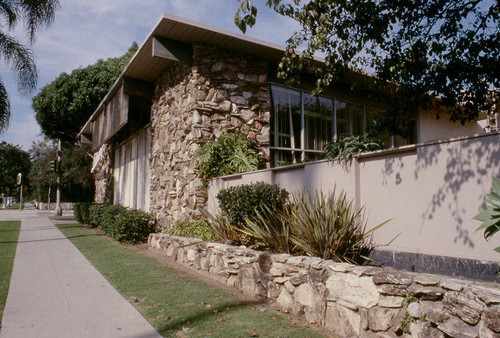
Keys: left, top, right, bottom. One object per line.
{"left": 336, "top": 100, "right": 364, "bottom": 137}
{"left": 270, "top": 86, "right": 301, "bottom": 149}
{"left": 304, "top": 93, "right": 333, "bottom": 150}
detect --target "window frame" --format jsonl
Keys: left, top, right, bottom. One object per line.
{"left": 269, "top": 82, "right": 387, "bottom": 166}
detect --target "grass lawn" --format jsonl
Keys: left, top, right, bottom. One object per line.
{"left": 57, "top": 223, "right": 325, "bottom": 337}
{"left": 0, "top": 221, "right": 21, "bottom": 326}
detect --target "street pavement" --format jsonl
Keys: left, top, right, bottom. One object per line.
{"left": 0, "top": 206, "right": 161, "bottom": 338}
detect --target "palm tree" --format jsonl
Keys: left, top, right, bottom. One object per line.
{"left": 0, "top": 0, "right": 59, "bottom": 132}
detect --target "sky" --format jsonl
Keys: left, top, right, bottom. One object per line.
{"left": 0, "top": 0, "right": 299, "bottom": 150}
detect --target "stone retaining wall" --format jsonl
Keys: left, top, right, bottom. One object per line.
{"left": 149, "top": 233, "right": 500, "bottom": 337}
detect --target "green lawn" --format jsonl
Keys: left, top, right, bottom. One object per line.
{"left": 0, "top": 221, "right": 21, "bottom": 326}
{"left": 57, "top": 223, "right": 325, "bottom": 337}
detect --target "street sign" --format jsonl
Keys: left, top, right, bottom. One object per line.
{"left": 16, "top": 173, "right": 22, "bottom": 186}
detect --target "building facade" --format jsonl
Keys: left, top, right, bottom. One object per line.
{"left": 80, "top": 14, "right": 485, "bottom": 225}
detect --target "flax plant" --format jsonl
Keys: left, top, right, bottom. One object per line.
{"left": 288, "top": 190, "right": 388, "bottom": 263}
{"left": 201, "top": 208, "right": 241, "bottom": 244}
{"left": 241, "top": 204, "right": 293, "bottom": 254}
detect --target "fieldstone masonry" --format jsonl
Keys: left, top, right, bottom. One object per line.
{"left": 149, "top": 43, "right": 271, "bottom": 224}
{"left": 149, "top": 233, "right": 500, "bottom": 337}
{"left": 93, "top": 143, "right": 113, "bottom": 204}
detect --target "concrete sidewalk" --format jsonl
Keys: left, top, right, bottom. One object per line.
{"left": 0, "top": 210, "right": 161, "bottom": 338}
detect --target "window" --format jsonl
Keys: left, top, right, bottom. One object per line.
{"left": 269, "top": 83, "right": 414, "bottom": 166}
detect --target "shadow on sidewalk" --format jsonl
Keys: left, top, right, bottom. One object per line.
{"left": 0, "top": 233, "right": 104, "bottom": 244}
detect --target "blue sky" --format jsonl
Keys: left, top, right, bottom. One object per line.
{"left": 0, "top": 0, "right": 298, "bottom": 150}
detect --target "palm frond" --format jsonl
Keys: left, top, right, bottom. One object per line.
{"left": 0, "top": 31, "right": 37, "bottom": 94}
{"left": 18, "top": 0, "right": 60, "bottom": 42}
{"left": 0, "top": 78, "right": 11, "bottom": 132}
{"left": 0, "top": 0, "right": 18, "bottom": 29}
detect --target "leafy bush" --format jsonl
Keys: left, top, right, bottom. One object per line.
{"left": 194, "top": 131, "right": 265, "bottom": 182}
{"left": 474, "top": 176, "right": 500, "bottom": 254}
{"left": 165, "top": 219, "right": 218, "bottom": 242}
{"left": 114, "top": 210, "right": 157, "bottom": 244}
{"left": 324, "top": 135, "right": 383, "bottom": 163}
{"left": 217, "top": 182, "right": 289, "bottom": 228}
{"left": 98, "top": 205, "right": 127, "bottom": 235}
{"left": 73, "top": 202, "right": 92, "bottom": 224}
{"left": 87, "top": 204, "right": 156, "bottom": 243}
{"left": 88, "top": 204, "right": 105, "bottom": 228}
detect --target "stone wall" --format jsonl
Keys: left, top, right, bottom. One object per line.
{"left": 149, "top": 233, "right": 500, "bottom": 337}
{"left": 93, "top": 144, "right": 113, "bottom": 204}
{"left": 149, "top": 43, "right": 270, "bottom": 225}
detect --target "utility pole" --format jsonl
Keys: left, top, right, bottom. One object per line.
{"left": 17, "top": 173, "right": 22, "bottom": 211}
{"left": 47, "top": 180, "right": 52, "bottom": 210}
{"left": 54, "top": 140, "right": 62, "bottom": 216}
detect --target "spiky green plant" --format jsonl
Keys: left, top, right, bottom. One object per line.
{"left": 474, "top": 176, "right": 500, "bottom": 254}
{"left": 240, "top": 204, "right": 294, "bottom": 254}
{"left": 288, "top": 190, "right": 389, "bottom": 263}
{"left": 324, "top": 135, "right": 383, "bottom": 164}
{"left": 193, "top": 131, "right": 265, "bottom": 182}
{"left": 201, "top": 209, "right": 241, "bottom": 244}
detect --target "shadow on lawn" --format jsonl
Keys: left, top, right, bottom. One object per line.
{"left": 158, "top": 298, "right": 266, "bottom": 335}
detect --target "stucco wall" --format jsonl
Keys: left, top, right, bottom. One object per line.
{"left": 209, "top": 132, "right": 500, "bottom": 262}
{"left": 418, "top": 109, "right": 483, "bottom": 143}
{"left": 149, "top": 43, "right": 271, "bottom": 225}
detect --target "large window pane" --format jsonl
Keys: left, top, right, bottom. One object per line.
{"left": 336, "top": 100, "right": 364, "bottom": 137}
{"left": 270, "top": 86, "right": 302, "bottom": 150}
{"left": 304, "top": 94, "right": 333, "bottom": 150}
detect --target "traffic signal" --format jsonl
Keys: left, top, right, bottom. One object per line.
{"left": 16, "top": 173, "right": 22, "bottom": 186}
{"left": 49, "top": 160, "right": 58, "bottom": 173}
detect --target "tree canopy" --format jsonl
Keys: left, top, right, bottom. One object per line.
{"left": 0, "top": 0, "right": 59, "bottom": 131}
{"left": 0, "top": 142, "right": 31, "bottom": 196}
{"left": 235, "top": 0, "right": 499, "bottom": 135}
{"left": 28, "top": 142, "right": 94, "bottom": 203}
{"left": 32, "top": 42, "right": 138, "bottom": 142}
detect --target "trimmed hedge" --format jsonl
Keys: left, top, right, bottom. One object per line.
{"left": 217, "top": 182, "right": 289, "bottom": 228}
{"left": 83, "top": 204, "right": 156, "bottom": 244}
{"left": 73, "top": 202, "right": 92, "bottom": 224}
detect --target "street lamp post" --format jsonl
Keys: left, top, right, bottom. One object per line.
{"left": 54, "top": 140, "right": 62, "bottom": 216}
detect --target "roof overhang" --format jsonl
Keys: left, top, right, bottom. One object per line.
{"left": 78, "top": 13, "right": 383, "bottom": 146}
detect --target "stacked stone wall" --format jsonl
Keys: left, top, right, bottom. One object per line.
{"left": 149, "top": 233, "right": 500, "bottom": 337}
{"left": 149, "top": 43, "right": 271, "bottom": 225}
{"left": 93, "top": 144, "right": 113, "bottom": 204}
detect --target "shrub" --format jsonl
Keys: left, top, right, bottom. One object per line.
{"left": 98, "top": 205, "right": 127, "bottom": 236}
{"left": 88, "top": 204, "right": 106, "bottom": 228}
{"left": 165, "top": 219, "right": 218, "bottom": 242}
{"left": 217, "top": 182, "right": 289, "bottom": 228}
{"left": 240, "top": 189, "right": 388, "bottom": 263}
{"left": 194, "top": 131, "right": 265, "bottom": 183}
{"left": 114, "top": 210, "right": 157, "bottom": 244}
{"left": 324, "top": 135, "right": 383, "bottom": 163}
{"left": 73, "top": 202, "right": 92, "bottom": 224}
{"left": 87, "top": 203, "right": 156, "bottom": 243}
{"left": 288, "top": 190, "right": 388, "bottom": 263}
{"left": 474, "top": 176, "right": 500, "bottom": 254}
{"left": 201, "top": 209, "right": 241, "bottom": 244}
{"left": 242, "top": 204, "right": 293, "bottom": 253}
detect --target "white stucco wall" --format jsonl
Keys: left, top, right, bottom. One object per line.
{"left": 209, "top": 132, "right": 500, "bottom": 262}
{"left": 418, "top": 109, "right": 483, "bottom": 143}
